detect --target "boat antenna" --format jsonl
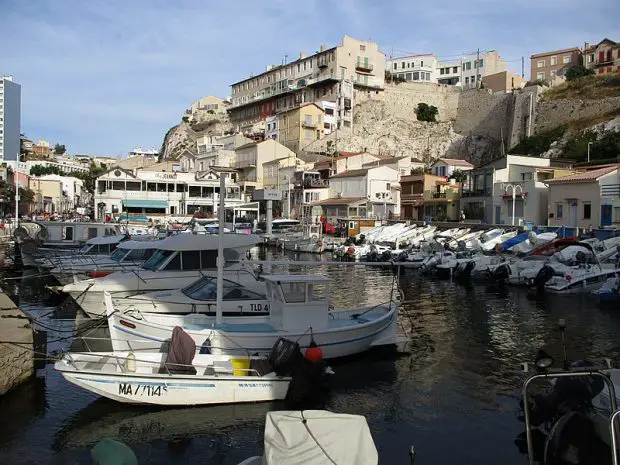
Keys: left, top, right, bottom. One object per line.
{"left": 216, "top": 173, "right": 226, "bottom": 325}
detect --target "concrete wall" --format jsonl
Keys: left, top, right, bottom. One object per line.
{"left": 355, "top": 81, "right": 460, "bottom": 122}
{"left": 547, "top": 182, "right": 601, "bottom": 228}
{"left": 535, "top": 96, "right": 620, "bottom": 133}
{"left": 0, "top": 291, "right": 34, "bottom": 395}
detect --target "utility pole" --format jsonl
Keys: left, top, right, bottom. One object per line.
{"left": 521, "top": 56, "right": 525, "bottom": 78}
{"left": 476, "top": 48, "right": 480, "bottom": 89}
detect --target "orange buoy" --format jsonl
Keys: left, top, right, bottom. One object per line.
{"left": 88, "top": 270, "right": 113, "bottom": 279}
{"left": 304, "top": 336, "right": 323, "bottom": 363}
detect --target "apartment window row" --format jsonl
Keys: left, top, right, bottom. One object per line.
{"left": 232, "top": 51, "right": 337, "bottom": 95}
{"left": 396, "top": 60, "right": 427, "bottom": 70}
{"left": 397, "top": 71, "right": 431, "bottom": 82}
{"left": 461, "top": 59, "right": 483, "bottom": 71}
{"left": 555, "top": 201, "right": 591, "bottom": 220}
{"left": 439, "top": 66, "right": 459, "bottom": 75}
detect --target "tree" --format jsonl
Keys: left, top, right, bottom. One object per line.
{"left": 450, "top": 169, "right": 468, "bottom": 184}
{"left": 53, "top": 143, "right": 66, "bottom": 155}
{"left": 72, "top": 163, "right": 107, "bottom": 193}
{"left": 30, "top": 164, "right": 62, "bottom": 176}
{"left": 416, "top": 103, "right": 439, "bottom": 122}
{"left": 565, "top": 65, "right": 595, "bottom": 81}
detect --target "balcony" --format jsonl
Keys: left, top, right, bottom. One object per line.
{"left": 318, "top": 59, "right": 328, "bottom": 69}
{"left": 302, "top": 119, "right": 318, "bottom": 128}
{"left": 295, "top": 178, "right": 329, "bottom": 188}
{"left": 306, "top": 73, "right": 340, "bottom": 88}
{"left": 355, "top": 62, "right": 374, "bottom": 73}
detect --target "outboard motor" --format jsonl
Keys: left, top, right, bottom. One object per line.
{"left": 532, "top": 265, "right": 555, "bottom": 293}
{"left": 457, "top": 240, "right": 467, "bottom": 252}
{"left": 491, "top": 263, "right": 511, "bottom": 282}
{"left": 397, "top": 251, "right": 408, "bottom": 262}
{"left": 454, "top": 261, "right": 475, "bottom": 281}
{"left": 380, "top": 250, "right": 392, "bottom": 262}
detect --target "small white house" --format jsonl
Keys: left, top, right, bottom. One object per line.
{"left": 545, "top": 165, "right": 620, "bottom": 228}
{"left": 431, "top": 158, "right": 474, "bottom": 177}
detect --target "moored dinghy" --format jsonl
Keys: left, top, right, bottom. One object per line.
{"left": 55, "top": 327, "right": 317, "bottom": 406}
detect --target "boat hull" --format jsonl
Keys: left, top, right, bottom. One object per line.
{"left": 57, "top": 370, "right": 290, "bottom": 406}
{"left": 109, "top": 306, "right": 399, "bottom": 359}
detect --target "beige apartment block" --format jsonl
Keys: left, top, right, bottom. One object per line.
{"left": 187, "top": 95, "right": 228, "bottom": 115}
{"left": 481, "top": 70, "right": 528, "bottom": 93}
{"left": 584, "top": 38, "right": 620, "bottom": 75}
{"left": 234, "top": 139, "right": 296, "bottom": 194}
{"left": 229, "top": 36, "right": 385, "bottom": 134}
{"left": 28, "top": 178, "right": 64, "bottom": 213}
{"left": 530, "top": 47, "right": 581, "bottom": 84}
{"left": 277, "top": 103, "right": 324, "bottom": 152}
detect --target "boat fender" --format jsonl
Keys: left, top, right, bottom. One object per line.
{"left": 316, "top": 240, "right": 323, "bottom": 247}
{"left": 304, "top": 336, "right": 323, "bottom": 363}
{"left": 124, "top": 352, "right": 136, "bottom": 372}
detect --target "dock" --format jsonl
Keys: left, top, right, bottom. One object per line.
{"left": 0, "top": 290, "right": 34, "bottom": 395}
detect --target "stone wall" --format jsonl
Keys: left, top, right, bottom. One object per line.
{"left": 454, "top": 89, "right": 513, "bottom": 143}
{"left": 535, "top": 96, "right": 620, "bottom": 133}
{"left": 0, "top": 291, "right": 34, "bottom": 395}
{"left": 355, "top": 81, "right": 460, "bottom": 122}
{"left": 508, "top": 86, "right": 539, "bottom": 149}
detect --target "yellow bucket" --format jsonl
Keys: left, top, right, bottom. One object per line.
{"left": 231, "top": 357, "right": 251, "bottom": 376}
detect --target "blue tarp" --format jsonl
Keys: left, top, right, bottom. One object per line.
{"left": 122, "top": 199, "right": 167, "bottom": 209}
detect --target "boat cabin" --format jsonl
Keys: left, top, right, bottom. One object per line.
{"left": 140, "top": 234, "right": 260, "bottom": 272}
{"left": 36, "top": 222, "right": 123, "bottom": 246}
{"left": 79, "top": 235, "right": 126, "bottom": 255}
{"left": 182, "top": 276, "right": 266, "bottom": 301}
{"left": 263, "top": 275, "right": 331, "bottom": 331}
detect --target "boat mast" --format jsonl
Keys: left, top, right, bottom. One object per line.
{"left": 216, "top": 173, "right": 226, "bottom": 325}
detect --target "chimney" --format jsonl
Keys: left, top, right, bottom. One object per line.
{"left": 300, "top": 52, "right": 307, "bottom": 60}
{"left": 584, "top": 42, "right": 590, "bottom": 50}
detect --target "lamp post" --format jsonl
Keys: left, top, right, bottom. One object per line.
{"left": 505, "top": 183, "right": 523, "bottom": 226}
{"left": 587, "top": 141, "right": 593, "bottom": 163}
{"left": 283, "top": 174, "right": 291, "bottom": 219}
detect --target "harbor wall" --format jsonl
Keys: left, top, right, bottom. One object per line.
{"left": 0, "top": 290, "right": 34, "bottom": 395}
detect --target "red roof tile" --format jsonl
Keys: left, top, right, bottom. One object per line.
{"left": 434, "top": 158, "right": 474, "bottom": 168}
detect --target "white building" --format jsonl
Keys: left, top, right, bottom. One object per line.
{"left": 431, "top": 158, "right": 474, "bottom": 177}
{"left": 38, "top": 174, "right": 85, "bottom": 208}
{"left": 386, "top": 54, "right": 438, "bottom": 83}
{"left": 0, "top": 75, "right": 21, "bottom": 162}
{"left": 317, "top": 101, "right": 337, "bottom": 135}
{"left": 26, "top": 158, "right": 89, "bottom": 174}
{"left": 437, "top": 50, "right": 506, "bottom": 89}
{"left": 265, "top": 115, "right": 278, "bottom": 140}
{"left": 327, "top": 165, "right": 401, "bottom": 220}
{"left": 94, "top": 168, "right": 245, "bottom": 220}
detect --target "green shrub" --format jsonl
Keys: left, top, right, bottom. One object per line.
{"left": 511, "top": 126, "right": 567, "bottom": 155}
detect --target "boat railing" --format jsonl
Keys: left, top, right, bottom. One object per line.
{"left": 63, "top": 349, "right": 263, "bottom": 377}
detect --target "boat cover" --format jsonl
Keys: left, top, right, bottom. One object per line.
{"left": 164, "top": 326, "right": 197, "bottom": 375}
{"left": 262, "top": 410, "right": 378, "bottom": 465}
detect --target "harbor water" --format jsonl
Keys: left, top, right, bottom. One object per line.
{"left": 1, "top": 247, "right": 620, "bottom": 464}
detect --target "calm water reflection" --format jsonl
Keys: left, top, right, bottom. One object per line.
{"left": 2, "top": 247, "right": 620, "bottom": 464}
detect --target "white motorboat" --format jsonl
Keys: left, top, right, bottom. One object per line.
{"left": 50, "top": 239, "right": 161, "bottom": 280}
{"left": 60, "top": 234, "right": 262, "bottom": 318}
{"left": 54, "top": 329, "right": 301, "bottom": 406}
{"left": 277, "top": 223, "right": 325, "bottom": 254}
{"left": 544, "top": 265, "right": 620, "bottom": 294}
{"left": 107, "top": 274, "right": 402, "bottom": 359}
{"left": 41, "top": 235, "right": 127, "bottom": 269}
{"left": 113, "top": 275, "right": 270, "bottom": 316}
{"left": 237, "top": 410, "right": 378, "bottom": 465}
{"left": 509, "top": 231, "right": 557, "bottom": 254}
{"left": 480, "top": 230, "right": 517, "bottom": 251}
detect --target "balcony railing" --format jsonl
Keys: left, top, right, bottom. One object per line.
{"left": 295, "top": 178, "right": 329, "bottom": 188}
{"left": 355, "top": 62, "right": 374, "bottom": 72}
{"left": 302, "top": 119, "right": 317, "bottom": 128}
{"left": 306, "top": 73, "right": 340, "bottom": 87}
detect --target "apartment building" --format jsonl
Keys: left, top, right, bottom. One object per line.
{"left": 584, "top": 39, "right": 620, "bottom": 75}
{"left": 530, "top": 47, "right": 581, "bottom": 84}
{"left": 0, "top": 75, "right": 21, "bottom": 162}
{"left": 431, "top": 158, "right": 474, "bottom": 177}
{"left": 400, "top": 174, "right": 460, "bottom": 221}
{"left": 481, "top": 71, "right": 527, "bottom": 93}
{"left": 317, "top": 101, "right": 337, "bottom": 135}
{"left": 437, "top": 51, "right": 506, "bottom": 89}
{"left": 385, "top": 54, "right": 437, "bottom": 83}
{"left": 229, "top": 36, "right": 385, "bottom": 135}
{"left": 277, "top": 103, "right": 324, "bottom": 152}
{"left": 186, "top": 95, "right": 228, "bottom": 116}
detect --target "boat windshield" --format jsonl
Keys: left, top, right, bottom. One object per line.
{"left": 110, "top": 249, "right": 126, "bottom": 262}
{"left": 142, "top": 249, "right": 175, "bottom": 270}
{"left": 182, "top": 277, "right": 265, "bottom": 301}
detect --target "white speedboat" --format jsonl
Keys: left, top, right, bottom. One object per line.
{"left": 238, "top": 410, "right": 378, "bottom": 465}
{"left": 545, "top": 265, "right": 620, "bottom": 294}
{"left": 113, "top": 275, "right": 270, "bottom": 316}
{"left": 277, "top": 223, "right": 325, "bottom": 254}
{"left": 61, "top": 234, "right": 262, "bottom": 318}
{"left": 107, "top": 274, "right": 402, "bottom": 359}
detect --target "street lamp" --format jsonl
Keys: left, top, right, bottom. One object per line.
{"left": 283, "top": 174, "right": 291, "bottom": 219}
{"left": 505, "top": 183, "right": 523, "bottom": 226}
{"left": 587, "top": 142, "right": 593, "bottom": 163}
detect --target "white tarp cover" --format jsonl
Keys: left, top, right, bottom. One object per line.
{"left": 262, "top": 410, "right": 378, "bottom": 465}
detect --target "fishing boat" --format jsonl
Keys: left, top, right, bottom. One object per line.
{"left": 277, "top": 223, "right": 325, "bottom": 254}
{"left": 55, "top": 329, "right": 313, "bottom": 407}
{"left": 60, "top": 234, "right": 262, "bottom": 318}
{"left": 237, "top": 410, "right": 379, "bottom": 465}
{"left": 106, "top": 274, "right": 402, "bottom": 359}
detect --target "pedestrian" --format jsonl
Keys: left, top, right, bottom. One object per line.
{"left": 460, "top": 210, "right": 466, "bottom": 223}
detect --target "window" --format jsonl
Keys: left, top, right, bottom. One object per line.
{"left": 386, "top": 183, "right": 391, "bottom": 190}
{"left": 440, "top": 68, "right": 445, "bottom": 75}
{"left": 413, "top": 72, "right": 419, "bottom": 80}
{"left": 551, "top": 56, "right": 557, "bottom": 65}
{"left": 393, "top": 63, "right": 397, "bottom": 70}
{"left": 304, "top": 128, "right": 313, "bottom": 139}
{"left": 465, "top": 61, "right": 471, "bottom": 70}
{"left": 421, "top": 60, "right": 424, "bottom": 67}
{"left": 453, "top": 66, "right": 458, "bottom": 73}
{"left": 550, "top": 70, "right": 556, "bottom": 78}
{"left": 555, "top": 204, "right": 563, "bottom": 219}
{"left": 465, "top": 77, "right": 469, "bottom": 84}
{"left": 401, "top": 62, "right": 405, "bottom": 69}
{"left": 537, "top": 60, "right": 545, "bottom": 68}
{"left": 588, "top": 54, "right": 594, "bottom": 63}
{"left": 478, "top": 58, "right": 484, "bottom": 68}
{"left": 537, "top": 72, "right": 545, "bottom": 80}
{"left": 360, "top": 44, "right": 366, "bottom": 51}
{"left": 563, "top": 55, "right": 571, "bottom": 64}
{"left": 614, "top": 207, "right": 620, "bottom": 223}
{"left": 583, "top": 202, "right": 591, "bottom": 220}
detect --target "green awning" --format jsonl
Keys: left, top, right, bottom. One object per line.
{"left": 122, "top": 199, "right": 168, "bottom": 209}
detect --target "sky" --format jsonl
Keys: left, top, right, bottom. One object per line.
{"left": 1, "top": 0, "right": 618, "bottom": 157}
